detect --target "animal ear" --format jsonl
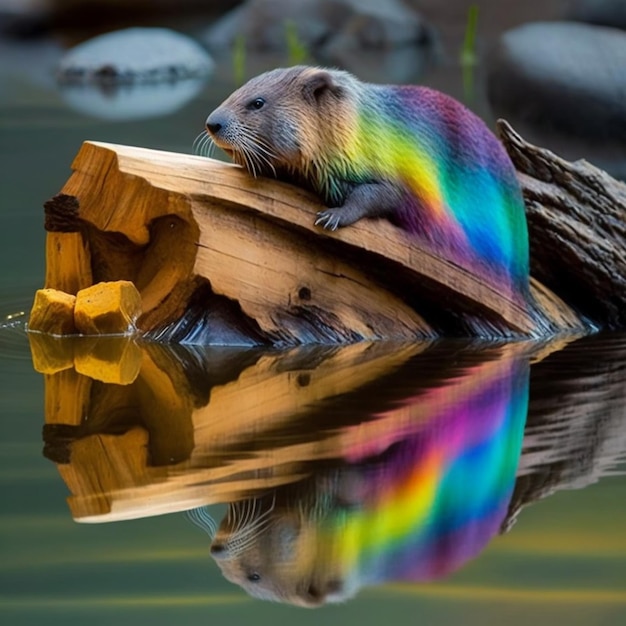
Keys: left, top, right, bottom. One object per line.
{"left": 302, "top": 70, "right": 340, "bottom": 105}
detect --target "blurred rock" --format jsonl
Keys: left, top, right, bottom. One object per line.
{"left": 487, "top": 22, "right": 626, "bottom": 144}
{"left": 567, "top": 0, "right": 626, "bottom": 30}
{"left": 57, "top": 27, "right": 213, "bottom": 84}
{"left": 0, "top": 0, "right": 240, "bottom": 38}
{"left": 0, "top": 0, "right": 50, "bottom": 37}
{"left": 202, "top": 0, "right": 433, "bottom": 53}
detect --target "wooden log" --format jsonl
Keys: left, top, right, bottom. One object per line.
{"left": 41, "top": 139, "right": 595, "bottom": 343}
{"left": 498, "top": 120, "right": 626, "bottom": 329}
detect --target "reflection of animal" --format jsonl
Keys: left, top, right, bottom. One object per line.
{"left": 191, "top": 356, "right": 529, "bottom": 607}
{"left": 208, "top": 484, "right": 355, "bottom": 608}
{"left": 205, "top": 65, "right": 529, "bottom": 297}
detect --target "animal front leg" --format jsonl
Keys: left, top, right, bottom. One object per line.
{"left": 314, "top": 180, "right": 402, "bottom": 231}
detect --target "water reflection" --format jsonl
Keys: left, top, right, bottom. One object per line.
{"left": 203, "top": 348, "right": 528, "bottom": 606}
{"left": 30, "top": 334, "right": 626, "bottom": 607}
{"left": 58, "top": 79, "right": 209, "bottom": 121}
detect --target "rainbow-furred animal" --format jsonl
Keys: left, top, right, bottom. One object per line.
{"left": 206, "top": 66, "right": 530, "bottom": 299}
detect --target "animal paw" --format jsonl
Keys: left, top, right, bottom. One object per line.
{"left": 314, "top": 209, "right": 344, "bottom": 231}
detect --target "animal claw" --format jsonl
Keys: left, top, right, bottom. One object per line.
{"left": 315, "top": 210, "right": 343, "bottom": 231}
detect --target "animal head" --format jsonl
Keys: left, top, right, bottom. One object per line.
{"left": 205, "top": 66, "right": 358, "bottom": 182}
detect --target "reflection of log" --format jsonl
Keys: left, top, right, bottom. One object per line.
{"left": 503, "top": 334, "right": 626, "bottom": 531}
{"left": 41, "top": 340, "right": 430, "bottom": 520}
{"left": 43, "top": 139, "right": 592, "bottom": 344}
{"left": 39, "top": 337, "right": 538, "bottom": 522}
{"left": 38, "top": 334, "right": 626, "bottom": 526}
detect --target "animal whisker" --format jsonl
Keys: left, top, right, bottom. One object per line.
{"left": 192, "top": 130, "right": 209, "bottom": 155}
{"left": 192, "top": 130, "right": 217, "bottom": 158}
{"left": 231, "top": 498, "right": 255, "bottom": 534}
{"left": 192, "top": 130, "right": 204, "bottom": 153}
{"left": 236, "top": 143, "right": 257, "bottom": 178}
{"left": 222, "top": 495, "right": 277, "bottom": 554}
{"left": 214, "top": 130, "right": 279, "bottom": 179}
{"left": 247, "top": 134, "right": 280, "bottom": 178}
{"left": 184, "top": 506, "right": 218, "bottom": 538}
{"left": 223, "top": 517, "right": 277, "bottom": 556}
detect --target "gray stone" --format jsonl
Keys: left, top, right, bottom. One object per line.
{"left": 487, "top": 22, "right": 626, "bottom": 143}
{"left": 202, "top": 0, "right": 432, "bottom": 53}
{"left": 57, "top": 27, "right": 214, "bottom": 84}
{"left": 1, "top": 1, "right": 239, "bottom": 37}
{"left": 567, "top": 0, "right": 626, "bottom": 30}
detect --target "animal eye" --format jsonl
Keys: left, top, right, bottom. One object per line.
{"left": 247, "top": 572, "right": 261, "bottom": 582}
{"left": 248, "top": 98, "right": 265, "bottom": 110}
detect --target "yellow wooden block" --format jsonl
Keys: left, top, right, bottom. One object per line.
{"left": 74, "top": 281, "right": 142, "bottom": 335}
{"left": 28, "top": 288, "right": 77, "bottom": 335}
{"left": 74, "top": 337, "right": 142, "bottom": 385}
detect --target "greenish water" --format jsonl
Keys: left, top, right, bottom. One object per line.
{"left": 1, "top": 37, "right": 626, "bottom": 626}
{"left": 1, "top": 332, "right": 625, "bottom": 625}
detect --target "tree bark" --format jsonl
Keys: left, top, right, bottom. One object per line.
{"left": 498, "top": 120, "right": 626, "bottom": 329}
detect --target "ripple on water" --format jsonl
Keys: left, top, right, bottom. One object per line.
{"left": 0, "top": 305, "right": 31, "bottom": 364}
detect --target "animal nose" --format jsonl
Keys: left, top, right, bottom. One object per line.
{"left": 205, "top": 115, "right": 224, "bottom": 135}
{"left": 210, "top": 542, "right": 226, "bottom": 558}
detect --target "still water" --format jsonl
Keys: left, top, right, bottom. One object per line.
{"left": 1, "top": 23, "right": 626, "bottom": 626}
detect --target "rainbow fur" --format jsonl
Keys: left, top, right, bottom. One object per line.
{"left": 323, "top": 83, "right": 529, "bottom": 296}
{"left": 322, "top": 353, "right": 528, "bottom": 588}
{"left": 209, "top": 67, "right": 530, "bottom": 299}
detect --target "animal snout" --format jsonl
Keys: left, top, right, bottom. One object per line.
{"left": 205, "top": 114, "right": 225, "bottom": 136}
{"left": 305, "top": 579, "right": 344, "bottom": 605}
{"left": 210, "top": 542, "right": 227, "bottom": 559}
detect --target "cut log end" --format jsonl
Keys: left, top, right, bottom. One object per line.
{"left": 29, "top": 289, "right": 77, "bottom": 335}
{"left": 74, "top": 281, "right": 142, "bottom": 335}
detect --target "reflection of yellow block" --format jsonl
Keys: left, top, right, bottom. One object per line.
{"left": 28, "top": 289, "right": 77, "bottom": 335}
{"left": 74, "top": 281, "right": 142, "bottom": 335}
{"left": 74, "top": 337, "right": 142, "bottom": 385}
{"left": 28, "top": 333, "right": 75, "bottom": 374}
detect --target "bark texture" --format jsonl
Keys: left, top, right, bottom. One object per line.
{"left": 498, "top": 119, "right": 626, "bottom": 329}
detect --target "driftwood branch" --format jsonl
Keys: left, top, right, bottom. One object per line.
{"left": 498, "top": 120, "right": 626, "bottom": 329}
